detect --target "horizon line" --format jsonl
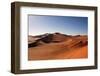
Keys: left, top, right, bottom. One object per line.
{"left": 28, "top": 32, "right": 87, "bottom": 36}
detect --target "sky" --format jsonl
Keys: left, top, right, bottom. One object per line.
{"left": 28, "top": 15, "right": 88, "bottom": 36}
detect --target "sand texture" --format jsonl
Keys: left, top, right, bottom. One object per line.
{"left": 28, "top": 33, "right": 88, "bottom": 60}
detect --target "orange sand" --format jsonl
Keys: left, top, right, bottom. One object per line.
{"left": 28, "top": 42, "right": 88, "bottom": 60}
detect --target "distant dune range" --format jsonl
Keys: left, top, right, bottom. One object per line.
{"left": 28, "top": 32, "right": 88, "bottom": 60}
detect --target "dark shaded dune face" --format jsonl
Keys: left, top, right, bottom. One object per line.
{"left": 39, "top": 34, "right": 53, "bottom": 43}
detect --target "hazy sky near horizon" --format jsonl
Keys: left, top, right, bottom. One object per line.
{"left": 28, "top": 15, "right": 88, "bottom": 36}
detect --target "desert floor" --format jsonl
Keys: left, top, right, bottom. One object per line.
{"left": 28, "top": 42, "right": 88, "bottom": 60}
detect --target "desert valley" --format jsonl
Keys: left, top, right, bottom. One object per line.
{"left": 28, "top": 32, "right": 88, "bottom": 60}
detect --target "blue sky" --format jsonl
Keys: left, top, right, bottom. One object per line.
{"left": 28, "top": 15, "right": 88, "bottom": 36}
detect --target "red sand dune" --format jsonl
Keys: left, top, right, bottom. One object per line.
{"left": 28, "top": 32, "right": 88, "bottom": 60}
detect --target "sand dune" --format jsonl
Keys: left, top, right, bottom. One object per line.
{"left": 28, "top": 32, "right": 88, "bottom": 60}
